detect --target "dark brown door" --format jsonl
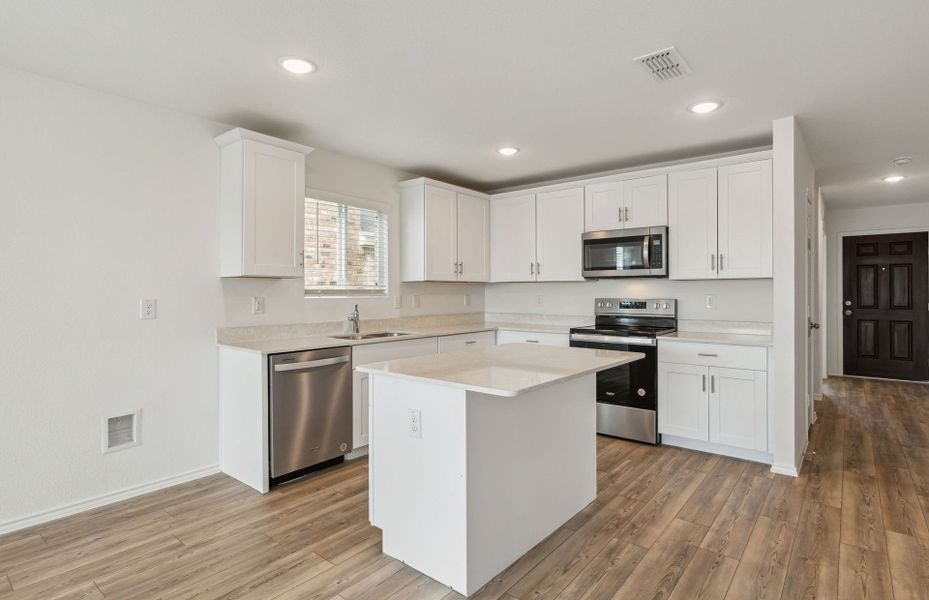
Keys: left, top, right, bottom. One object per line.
{"left": 843, "top": 232, "right": 928, "bottom": 380}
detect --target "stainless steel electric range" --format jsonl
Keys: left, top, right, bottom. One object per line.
{"left": 569, "top": 298, "right": 677, "bottom": 444}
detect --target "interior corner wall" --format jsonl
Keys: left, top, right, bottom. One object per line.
{"left": 771, "top": 116, "right": 813, "bottom": 475}
{"left": 0, "top": 65, "right": 481, "bottom": 532}
{"left": 823, "top": 201, "right": 929, "bottom": 376}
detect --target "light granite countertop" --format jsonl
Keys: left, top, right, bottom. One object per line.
{"left": 355, "top": 343, "right": 644, "bottom": 397}
{"left": 217, "top": 321, "right": 587, "bottom": 355}
{"left": 660, "top": 331, "right": 773, "bottom": 347}
{"left": 217, "top": 323, "right": 497, "bottom": 355}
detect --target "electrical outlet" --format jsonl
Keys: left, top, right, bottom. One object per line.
{"left": 139, "top": 299, "right": 156, "bottom": 320}
{"left": 408, "top": 409, "right": 422, "bottom": 438}
{"left": 251, "top": 296, "right": 265, "bottom": 315}
{"left": 411, "top": 295, "right": 420, "bottom": 309}
{"left": 463, "top": 293, "right": 471, "bottom": 307}
{"left": 705, "top": 295, "right": 716, "bottom": 310}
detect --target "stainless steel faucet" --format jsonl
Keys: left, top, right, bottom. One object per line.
{"left": 347, "top": 304, "right": 360, "bottom": 335}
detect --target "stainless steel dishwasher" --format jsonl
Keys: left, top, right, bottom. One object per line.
{"left": 269, "top": 346, "right": 352, "bottom": 482}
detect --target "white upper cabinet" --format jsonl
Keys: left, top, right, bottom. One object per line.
{"left": 424, "top": 185, "right": 459, "bottom": 281}
{"left": 400, "top": 179, "right": 490, "bottom": 282}
{"left": 669, "top": 159, "right": 773, "bottom": 281}
{"left": 584, "top": 182, "right": 624, "bottom": 231}
{"left": 717, "top": 160, "right": 773, "bottom": 279}
{"left": 584, "top": 175, "right": 667, "bottom": 232}
{"left": 623, "top": 175, "right": 668, "bottom": 229}
{"left": 536, "top": 188, "right": 585, "bottom": 281}
{"left": 491, "top": 193, "right": 537, "bottom": 282}
{"left": 669, "top": 167, "right": 718, "bottom": 280}
{"left": 456, "top": 192, "right": 491, "bottom": 281}
{"left": 216, "top": 128, "right": 313, "bottom": 278}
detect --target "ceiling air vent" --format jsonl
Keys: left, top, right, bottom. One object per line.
{"left": 634, "top": 47, "right": 693, "bottom": 82}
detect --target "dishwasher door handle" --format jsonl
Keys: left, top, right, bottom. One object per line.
{"left": 273, "top": 355, "right": 350, "bottom": 372}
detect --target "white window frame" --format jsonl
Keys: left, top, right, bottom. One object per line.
{"left": 304, "top": 188, "right": 390, "bottom": 298}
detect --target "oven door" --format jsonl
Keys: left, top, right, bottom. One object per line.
{"left": 569, "top": 333, "right": 660, "bottom": 444}
{"left": 582, "top": 226, "right": 667, "bottom": 278}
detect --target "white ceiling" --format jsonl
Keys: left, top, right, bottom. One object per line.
{"left": 1, "top": 1, "right": 927, "bottom": 204}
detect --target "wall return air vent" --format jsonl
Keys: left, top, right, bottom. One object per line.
{"left": 634, "top": 46, "right": 693, "bottom": 82}
{"left": 103, "top": 410, "right": 140, "bottom": 453}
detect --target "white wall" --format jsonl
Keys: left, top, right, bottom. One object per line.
{"left": 770, "top": 116, "right": 815, "bottom": 476}
{"left": 824, "top": 201, "right": 929, "bottom": 375}
{"left": 485, "top": 279, "right": 772, "bottom": 324}
{"left": 0, "top": 66, "right": 480, "bottom": 530}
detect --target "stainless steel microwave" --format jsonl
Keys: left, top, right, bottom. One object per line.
{"left": 582, "top": 226, "right": 668, "bottom": 278}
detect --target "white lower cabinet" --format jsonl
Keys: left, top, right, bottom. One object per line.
{"left": 657, "top": 362, "right": 709, "bottom": 441}
{"left": 495, "top": 330, "right": 569, "bottom": 347}
{"left": 709, "top": 367, "right": 767, "bottom": 451}
{"left": 438, "top": 331, "right": 496, "bottom": 353}
{"left": 658, "top": 341, "right": 769, "bottom": 460}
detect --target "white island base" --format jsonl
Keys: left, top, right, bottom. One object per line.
{"left": 368, "top": 372, "right": 595, "bottom": 596}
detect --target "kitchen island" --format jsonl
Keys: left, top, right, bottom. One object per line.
{"left": 356, "top": 343, "right": 644, "bottom": 596}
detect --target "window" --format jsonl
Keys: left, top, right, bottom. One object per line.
{"left": 304, "top": 197, "right": 388, "bottom": 296}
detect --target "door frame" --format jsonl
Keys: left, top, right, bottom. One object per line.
{"left": 833, "top": 226, "right": 929, "bottom": 377}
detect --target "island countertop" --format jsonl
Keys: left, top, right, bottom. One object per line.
{"left": 355, "top": 342, "right": 644, "bottom": 397}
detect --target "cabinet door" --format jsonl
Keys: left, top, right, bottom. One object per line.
{"left": 658, "top": 362, "right": 709, "bottom": 441}
{"left": 536, "top": 187, "right": 585, "bottom": 281}
{"left": 242, "top": 140, "right": 305, "bottom": 278}
{"left": 623, "top": 174, "right": 668, "bottom": 228}
{"left": 668, "top": 168, "right": 718, "bottom": 280}
{"left": 491, "top": 194, "right": 536, "bottom": 281}
{"left": 424, "top": 185, "right": 459, "bottom": 281}
{"left": 584, "top": 182, "right": 624, "bottom": 232}
{"left": 456, "top": 193, "right": 490, "bottom": 282}
{"left": 709, "top": 367, "right": 767, "bottom": 451}
{"left": 352, "top": 369, "right": 369, "bottom": 449}
{"left": 717, "top": 160, "right": 773, "bottom": 279}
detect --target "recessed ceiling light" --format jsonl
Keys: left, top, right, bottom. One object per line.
{"left": 882, "top": 175, "right": 905, "bottom": 183}
{"left": 279, "top": 57, "right": 316, "bottom": 74}
{"left": 892, "top": 156, "right": 913, "bottom": 166}
{"left": 688, "top": 100, "right": 722, "bottom": 114}
{"left": 497, "top": 147, "right": 519, "bottom": 157}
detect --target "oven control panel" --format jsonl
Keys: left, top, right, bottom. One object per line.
{"left": 594, "top": 298, "right": 676, "bottom": 317}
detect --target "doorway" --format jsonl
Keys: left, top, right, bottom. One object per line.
{"left": 842, "top": 231, "right": 929, "bottom": 380}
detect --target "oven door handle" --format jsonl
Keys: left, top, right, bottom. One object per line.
{"left": 569, "top": 333, "right": 656, "bottom": 346}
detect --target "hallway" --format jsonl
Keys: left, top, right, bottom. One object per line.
{"left": 803, "top": 376, "right": 929, "bottom": 599}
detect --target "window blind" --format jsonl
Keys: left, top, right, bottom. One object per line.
{"left": 304, "top": 198, "right": 388, "bottom": 296}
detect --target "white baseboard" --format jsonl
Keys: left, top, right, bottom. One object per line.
{"left": 770, "top": 464, "right": 800, "bottom": 477}
{"left": 661, "top": 435, "right": 773, "bottom": 465}
{"left": 345, "top": 446, "right": 369, "bottom": 460}
{"left": 0, "top": 464, "right": 220, "bottom": 536}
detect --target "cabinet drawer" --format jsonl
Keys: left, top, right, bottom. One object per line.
{"left": 438, "top": 331, "right": 496, "bottom": 353}
{"left": 352, "top": 337, "right": 438, "bottom": 366}
{"left": 658, "top": 341, "right": 766, "bottom": 370}
{"left": 496, "top": 330, "right": 569, "bottom": 347}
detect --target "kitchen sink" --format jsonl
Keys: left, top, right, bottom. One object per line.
{"left": 330, "top": 332, "right": 412, "bottom": 340}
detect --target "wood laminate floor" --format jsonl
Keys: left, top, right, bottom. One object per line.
{"left": 2, "top": 376, "right": 929, "bottom": 599}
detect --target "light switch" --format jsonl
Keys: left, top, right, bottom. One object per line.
{"left": 251, "top": 296, "right": 265, "bottom": 315}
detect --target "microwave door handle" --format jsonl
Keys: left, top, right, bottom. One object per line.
{"left": 642, "top": 234, "right": 650, "bottom": 268}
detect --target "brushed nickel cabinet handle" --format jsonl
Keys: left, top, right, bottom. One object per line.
{"left": 697, "top": 353, "right": 718, "bottom": 357}
{"left": 711, "top": 375, "right": 716, "bottom": 393}
{"left": 710, "top": 254, "right": 715, "bottom": 271}
{"left": 702, "top": 374, "right": 706, "bottom": 392}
